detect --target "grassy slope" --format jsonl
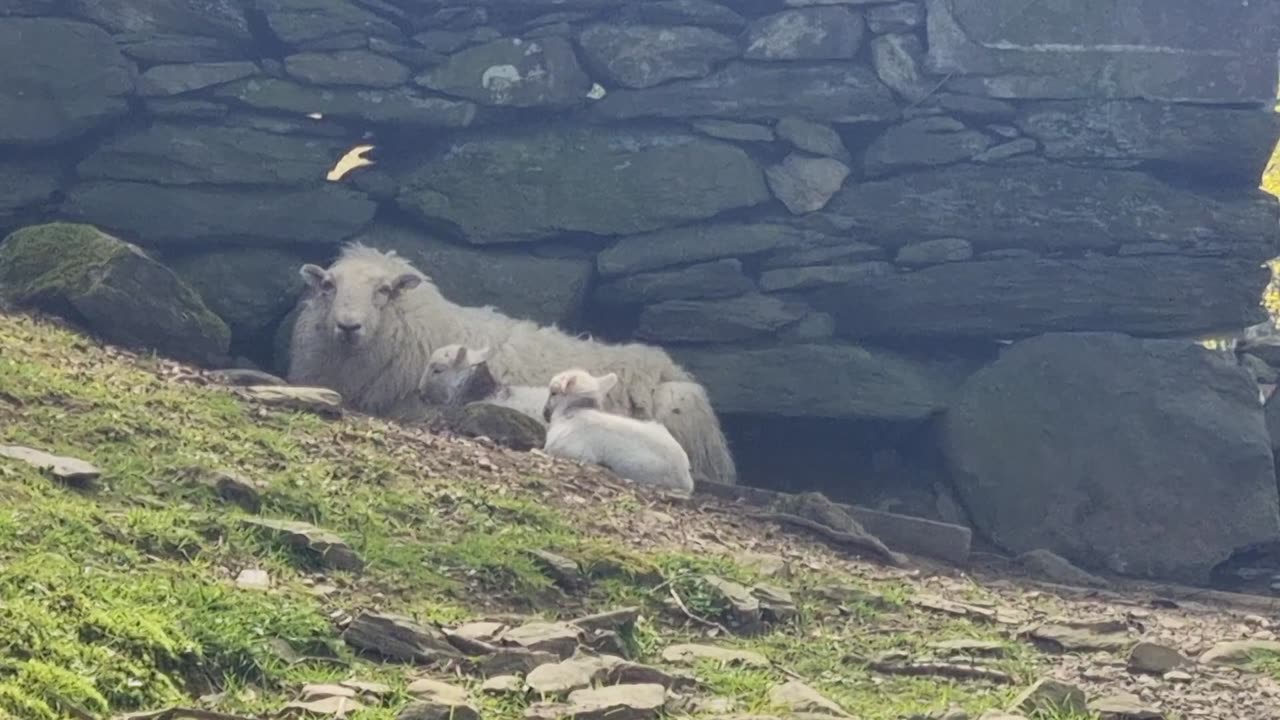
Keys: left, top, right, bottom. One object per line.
{"left": 0, "top": 310, "right": 1093, "bottom": 719}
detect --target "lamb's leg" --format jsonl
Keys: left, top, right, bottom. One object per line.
{"left": 653, "top": 380, "right": 738, "bottom": 485}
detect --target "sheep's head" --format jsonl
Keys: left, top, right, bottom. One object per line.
{"left": 420, "top": 344, "right": 493, "bottom": 405}
{"left": 299, "top": 257, "right": 422, "bottom": 348}
{"left": 543, "top": 368, "right": 618, "bottom": 422}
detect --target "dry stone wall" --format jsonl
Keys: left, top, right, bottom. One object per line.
{"left": 1, "top": 0, "right": 1279, "bottom": 431}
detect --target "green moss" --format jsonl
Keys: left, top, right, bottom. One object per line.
{"left": 0, "top": 223, "right": 127, "bottom": 304}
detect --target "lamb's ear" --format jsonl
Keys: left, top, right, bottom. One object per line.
{"left": 300, "top": 264, "right": 328, "bottom": 289}
{"left": 390, "top": 272, "right": 422, "bottom": 295}
{"left": 453, "top": 346, "right": 468, "bottom": 366}
{"left": 596, "top": 372, "right": 619, "bottom": 396}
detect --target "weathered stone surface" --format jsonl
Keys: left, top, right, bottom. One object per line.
{"left": 216, "top": 78, "right": 477, "bottom": 127}
{"left": 243, "top": 517, "right": 362, "bottom": 571}
{"left": 671, "top": 344, "right": 958, "bottom": 421}
{"left": 526, "top": 655, "right": 623, "bottom": 696}
{"left": 342, "top": 611, "right": 461, "bottom": 663}
{"left": 828, "top": 164, "right": 1280, "bottom": 254}
{"left": 285, "top": 50, "right": 411, "bottom": 87}
{"left": 1128, "top": 642, "right": 1192, "bottom": 675}
{"left": 526, "top": 684, "right": 665, "bottom": 720}
{"left": 69, "top": 0, "right": 250, "bottom": 41}
{"left": 78, "top": 124, "right": 343, "bottom": 186}
{"left": 661, "top": 643, "right": 768, "bottom": 668}
{"left": 0, "top": 19, "right": 134, "bottom": 146}
{"left": 894, "top": 238, "right": 972, "bottom": 266}
{"left": 766, "top": 155, "right": 851, "bottom": 215}
{"left": 598, "top": 223, "right": 816, "bottom": 278}
{"left": 941, "top": 332, "right": 1280, "bottom": 584}
{"left": 138, "top": 61, "right": 258, "bottom": 96}
{"left": 759, "top": 261, "right": 894, "bottom": 292}
{"left": 593, "top": 62, "right": 899, "bottom": 123}
{"left": 972, "top": 138, "right": 1037, "bottom": 163}
{"left": 1016, "top": 101, "right": 1280, "bottom": 186}
{"left": 596, "top": 259, "right": 754, "bottom": 305}
{"left": 240, "top": 386, "right": 344, "bottom": 417}
{"left": 1199, "top": 640, "right": 1280, "bottom": 666}
{"left": 691, "top": 119, "right": 775, "bottom": 143}
{"left": 355, "top": 224, "right": 592, "bottom": 326}
{"left": 416, "top": 36, "right": 590, "bottom": 107}
{"left": 578, "top": 24, "right": 738, "bottom": 89}
{"left": 179, "top": 466, "right": 264, "bottom": 512}
{"left": 397, "top": 127, "right": 768, "bottom": 243}
{"left": 62, "top": 181, "right": 376, "bottom": 246}
{"left": 813, "top": 257, "right": 1272, "bottom": 340}
{"left": 926, "top": 0, "right": 1280, "bottom": 103}
{"left": 0, "top": 445, "right": 100, "bottom": 487}
{"left": 401, "top": 679, "right": 479, "bottom": 720}
{"left": 0, "top": 159, "right": 62, "bottom": 221}
{"left": 637, "top": 294, "right": 806, "bottom": 343}
{"left": 775, "top": 117, "right": 849, "bottom": 160}
{"left": 257, "top": 0, "right": 401, "bottom": 50}
{"left": 0, "top": 223, "right": 230, "bottom": 365}
{"left": 167, "top": 247, "right": 307, "bottom": 340}
{"left": 120, "top": 34, "right": 244, "bottom": 64}
{"left": 1089, "top": 693, "right": 1164, "bottom": 720}
{"left": 762, "top": 242, "right": 885, "bottom": 270}
{"left": 1015, "top": 549, "right": 1107, "bottom": 589}
{"left": 745, "top": 7, "right": 864, "bottom": 61}
{"left": 437, "top": 404, "right": 546, "bottom": 452}
{"left": 870, "top": 32, "right": 933, "bottom": 102}
{"left": 1013, "top": 678, "right": 1087, "bottom": 715}
{"left": 1026, "top": 617, "right": 1130, "bottom": 653}
{"left": 768, "top": 680, "right": 850, "bottom": 717}
{"left": 619, "top": 0, "right": 746, "bottom": 30}
{"left": 863, "top": 117, "right": 992, "bottom": 177}
{"left": 867, "top": 2, "right": 924, "bottom": 32}
{"left": 499, "top": 622, "right": 584, "bottom": 659}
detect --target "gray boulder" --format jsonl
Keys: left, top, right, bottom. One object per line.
{"left": 120, "top": 34, "right": 245, "bottom": 64}
{"left": 578, "top": 24, "right": 738, "bottom": 89}
{"left": 255, "top": 0, "right": 402, "bottom": 50}
{"left": 759, "top": 262, "right": 894, "bottom": 293}
{"left": 766, "top": 155, "right": 851, "bottom": 215}
{"left": 68, "top": 0, "right": 251, "bottom": 42}
{"left": 1016, "top": 101, "right": 1280, "bottom": 186}
{"left": 863, "top": 117, "right": 992, "bottom": 177}
{"left": 870, "top": 32, "right": 934, "bottom": 102}
{"left": 618, "top": 0, "right": 745, "bottom": 30}
{"left": 595, "top": 258, "right": 754, "bottom": 306}
{"left": 166, "top": 247, "right": 308, "bottom": 341}
{"left": 636, "top": 294, "right": 806, "bottom": 343}
{"left": 0, "top": 18, "right": 134, "bottom": 146}
{"left": 215, "top": 78, "right": 477, "bottom": 127}
{"left": 827, "top": 164, "right": 1280, "bottom": 255}
{"left": 284, "top": 50, "right": 411, "bottom": 87}
{"left": 0, "top": 158, "right": 62, "bottom": 224}
{"left": 416, "top": 37, "right": 590, "bottom": 107}
{"left": 592, "top": 62, "right": 899, "bottom": 123}
{"left": 866, "top": 2, "right": 924, "bottom": 33}
{"left": 137, "top": 61, "right": 258, "bottom": 97}
{"left": 941, "top": 332, "right": 1280, "bottom": 584}
{"left": 774, "top": 117, "right": 849, "bottom": 161}
{"left": 744, "top": 7, "right": 864, "bottom": 61}
{"left": 673, "top": 343, "right": 959, "bottom": 421}
{"left": 0, "top": 223, "right": 230, "bottom": 365}
{"left": 396, "top": 127, "right": 768, "bottom": 243}
{"left": 62, "top": 181, "right": 376, "bottom": 247}
{"left": 352, "top": 224, "right": 594, "bottom": 327}
{"left": 927, "top": 0, "right": 1280, "bottom": 103}
{"left": 598, "top": 223, "right": 817, "bottom": 278}
{"left": 812, "top": 256, "right": 1272, "bottom": 340}
{"left": 77, "top": 124, "right": 344, "bottom": 186}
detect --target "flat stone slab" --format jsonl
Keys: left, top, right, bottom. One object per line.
{"left": 0, "top": 445, "right": 100, "bottom": 486}
{"left": 239, "top": 385, "right": 344, "bottom": 417}
{"left": 241, "top": 517, "right": 363, "bottom": 572}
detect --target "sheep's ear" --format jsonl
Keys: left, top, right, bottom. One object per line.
{"left": 300, "top": 264, "right": 328, "bottom": 289}
{"left": 564, "top": 375, "right": 578, "bottom": 394}
{"left": 596, "top": 372, "right": 619, "bottom": 396}
{"left": 391, "top": 272, "right": 422, "bottom": 295}
{"left": 453, "top": 346, "right": 468, "bottom": 366}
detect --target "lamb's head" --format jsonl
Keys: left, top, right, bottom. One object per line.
{"left": 299, "top": 246, "right": 424, "bottom": 348}
{"left": 420, "top": 344, "right": 493, "bottom": 405}
{"left": 543, "top": 368, "right": 618, "bottom": 422}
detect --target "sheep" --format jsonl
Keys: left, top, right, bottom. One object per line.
{"left": 287, "top": 242, "right": 737, "bottom": 484}
{"left": 419, "top": 343, "right": 548, "bottom": 424}
{"left": 542, "top": 368, "right": 694, "bottom": 495}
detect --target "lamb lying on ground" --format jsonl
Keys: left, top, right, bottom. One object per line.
{"left": 419, "top": 343, "right": 548, "bottom": 425}
{"left": 542, "top": 368, "right": 695, "bottom": 496}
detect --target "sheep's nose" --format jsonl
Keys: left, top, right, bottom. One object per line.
{"left": 542, "top": 406, "right": 552, "bottom": 422}
{"left": 336, "top": 321, "right": 362, "bottom": 334}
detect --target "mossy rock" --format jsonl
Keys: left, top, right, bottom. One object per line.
{"left": 0, "top": 222, "right": 231, "bottom": 365}
{"left": 442, "top": 403, "right": 546, "bottom": 451}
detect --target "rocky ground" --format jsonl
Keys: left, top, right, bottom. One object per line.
{"left": 2, "top": 309, "right": 1280, "bottom": 720}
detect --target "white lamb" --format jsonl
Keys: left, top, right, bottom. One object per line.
{"left": 419, "top": 343, "right": 548, "bottom": 424}
{"left": 542, "top": 368, "right": 695, "bottom": 496}
{"left": 287, "top": 243, "right": 736, "bottom": 484}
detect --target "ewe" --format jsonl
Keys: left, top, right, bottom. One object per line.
{"left": 542, "top": 368, "right": 695, "bottom": 495}
{"left": 287, "top": 243, "right": 735, "bottom": 484}
{"left": 419, "top": 343, "right": 548, "bottom": 424}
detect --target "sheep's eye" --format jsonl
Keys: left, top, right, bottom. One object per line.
{"left": 431, "top": 367, "right": 443, "bottom": 374}
{"left": 376, "top": 285, "right": 392, "bottom": 296}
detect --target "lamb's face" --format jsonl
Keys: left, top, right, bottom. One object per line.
{"left": 420, "top": 344, "right": 483, "bottom": 404}
{"left": 543, "top": 368, "right": 616, "bottom": 422}
{"left": 301, "top": 261, "right": 421, "bottom": 348}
